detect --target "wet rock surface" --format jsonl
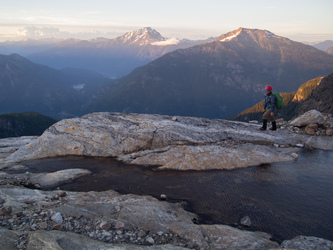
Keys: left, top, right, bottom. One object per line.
{"left": 280, "top": 236, "right": 333, "bottom": 250}
{"left": 1, "top": 112, "right": 333, "bottom": 249}
{"left": 0, "top": 168, "right": 92, "bottom": 189}
{"left": 0, "top": 186, "right": 280, "bottom": 249}
{"left": 0, "top": 136, "right": 37, "bottom": 168}
{"left": 4, "top": 112, "right": 332, "bottom": 171}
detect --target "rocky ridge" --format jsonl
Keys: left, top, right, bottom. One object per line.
{"left": 270, "top": 109, "right": 333, "bottom": 140}
{"left": 85, "top": 28, "right": 333, "bottom": 119}
{"left": 1, "top": 112, "right": 333, "bottom": 249}
{"left": 295, "top": 73, "right": 333, "bottom": 116}
{"left": 4, "top": 111, "right": 333, "bottom": 170}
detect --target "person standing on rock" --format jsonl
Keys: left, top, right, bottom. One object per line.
{"left": 260, "top": 85, "right": 277, "bottom": 131}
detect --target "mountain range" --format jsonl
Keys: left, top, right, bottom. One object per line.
{"left": 1, "top": 28, "right": 332, "bottom": 78}
{"left": 1, "top": 27, "right": 333, "bottom": 121}
{"left": 10, "top": 27, "right": 214, "bottom": 78}
{"left": 311, "top": 40, "right": 333, "bottom": 56}
{"left": 84, "top": 28, "right": 333, "bottom": 119}
{"left": 0, "top": 54, "right": 108, "bottom": 119}
{"left": 312, "top": 40, "right": 333, "bottom": 50}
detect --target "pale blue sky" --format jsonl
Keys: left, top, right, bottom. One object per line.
{"left": 0, "top": 0, "right": 332, "bottom": 42}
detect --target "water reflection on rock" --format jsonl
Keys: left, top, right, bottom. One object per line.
{"left": 21, "top": 149, "right": 333, "bottom": 243}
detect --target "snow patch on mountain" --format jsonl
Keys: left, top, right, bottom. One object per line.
{"left": 220, "top": 30, "right": 241, "bottom": 42}
{"left": 264, "top": 30, "right": 276, "bottom": 38}
{"left": 151, "top": 37, "right": 180, "bottom": 46}
{"left": 120, "top": 27, "right": 165, "bottom": 45}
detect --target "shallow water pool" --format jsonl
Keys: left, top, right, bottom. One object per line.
{"left": 23, "top": 149, "right": 333, "bottom": 243}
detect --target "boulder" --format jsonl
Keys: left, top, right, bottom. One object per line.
{"left": 305, "top": 126, "right": 315, "bottom": 135}
{"left": 280, "top": 235, "right": 333, "bottom": 249}
{"left": 199, "top": 224, "right": 278, "bottom": 249}
{"left": 326, "top": 129, "right": 333, "bottom": 136}
{"left": 51, "top": 212, "right": 63, "bottom": 224}
{"left": 0, "top": 227, "right": 20, "bottom": 250}
{"left": 290, "top": 109, "right": 325, "bottom": 127}
{"left": 27, "top": 169, "right": 92, "bottom": 188}
{"left": 275, "top": 118, "right": 284, "bottom": 124}
{"left": 240, "top": 215, "right": 252, "bottom": 227}
{"left": 4, "top": 112, "right": 309, "bottom": 171}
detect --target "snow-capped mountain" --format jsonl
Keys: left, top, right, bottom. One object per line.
{"left": 117, "top": 27, "right": 166, "bottom": 45}
{"left": 85, "top": 27, "right": 333, "bottom": 119}
{"left": 25, "top": 27, "right": 214, "bottom": 78}
{"left": 94, "top": 27, "right": 170, "bottom": 48}
{"left": 217, "top": 27, "right": 279, "bottom": 43}
{"left": 92, "top": 27, "right": 197, "bottom": 48}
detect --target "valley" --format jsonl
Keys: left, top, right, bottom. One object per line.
{"left": 1, "top": 27, "right": 333, "bottom": 121}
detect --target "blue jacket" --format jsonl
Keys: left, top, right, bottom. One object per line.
{"left": 264, "top": 94, "right": 276, "bottom": 112}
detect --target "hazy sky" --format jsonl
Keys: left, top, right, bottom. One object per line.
{"left": 1, "top": 0, "right": 332, "bottom": 42}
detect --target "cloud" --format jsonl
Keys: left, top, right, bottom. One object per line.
{"left": 6, "top": 25, "right": 130, "bottom": 41}
{"left": 17, "top": 26, "right": 63, "bottom": 38}
{"left": 151, "top": 37, "right": 180, "bottom": 46}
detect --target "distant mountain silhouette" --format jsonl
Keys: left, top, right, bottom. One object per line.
{"left": 25, "top": 27, "right": 214, "bottom": 78}
{"left": 313, "top": 40, "right": 333, "bottom": 51}
{"left": 312, "top": 40, "right": 333, "bottom": 56}
{"left": 0, "top": 112, "right": 56, "bottom": 138}
{"left": 0, "top": 38, "right": 60, "bottom": 57}
{"left": 324, "top": 46, "right": 333, "bottom": 56}
{"left": 0, "top": 54, "right": 106, "bottom": 119}
{"left": 85, "top": 28, "right": 333, "bottom": 119}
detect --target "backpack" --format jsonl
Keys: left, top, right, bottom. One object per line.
{"left": 273, "top": 92, "right": 284, "bottom": 109}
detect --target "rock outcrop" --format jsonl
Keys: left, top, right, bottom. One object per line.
{"left": 295, "top": 73, "right": 333, "bottom": 116}
{"left": 5, "top": 112, "right": 333, "bottom": 171}
{"left": 0, "top": 227, "right": 20, "bottom": 249}
{"left": 1, "top": 185, "right": 332, "bottom": 249}
{"left": 27, "top": 169, "right": 92, "bottom": 188}
{"left": 279, "top": 109, "right": 333, "bottom": 139}
{"left": 0, "top": 136, "right": 37, "bottom": 167}
{"left": 290, "top": 109, "right": 326, "bottom": 127}
{"left": 0, "top": 186, "right": 280, "bottom": 249}
{"left": 26, "top": 230, "right": 188, "bottom": 249}
{"left": 280, "top": 235, "right": 333, "bottom": 249}
{"left": 0, "top": 168, "right": 92, "bottom": 190}
{"left": 1, "top": 112, "right": 333, "bottom": 249}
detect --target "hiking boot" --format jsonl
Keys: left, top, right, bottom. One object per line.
{"left": 260, "top": 119, "right": 267, "bottom": 130}
{"left": 269, "top": 121, "right": 277, "bottom": 131}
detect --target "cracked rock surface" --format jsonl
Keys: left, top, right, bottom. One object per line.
{"left": 0, "top": 112, "right": 333, "bottom": 249}
{"left": 4, "top": 112, "right": 331, "bottom": 170}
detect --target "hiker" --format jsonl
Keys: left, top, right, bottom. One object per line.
{"left": 260, "top": 85, "right": 277, "bottom": 131}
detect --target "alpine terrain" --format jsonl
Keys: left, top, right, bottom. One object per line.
{"left": 85, "top": 28, "right": 333, "bottom": 119}
{"left": 233, "top": 73, "right": 333, "bottom": 122}
{"left": 0, "top": 54, "right": 107, "bottom": 119}
{"left": 25, "top": 27, "right": 214, "bottom": 78}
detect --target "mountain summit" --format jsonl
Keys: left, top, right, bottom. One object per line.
{"left": 26, "top": 27, "right": 210, "bottom": 78}
{"left": 87, "top": 28, "right": 333, "bottom": 119}
{"left": 217, "top": 27, "right": 278, "bottom": 42}
{"left": 117, "top": 27, "right": 166, "bottom": 46}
